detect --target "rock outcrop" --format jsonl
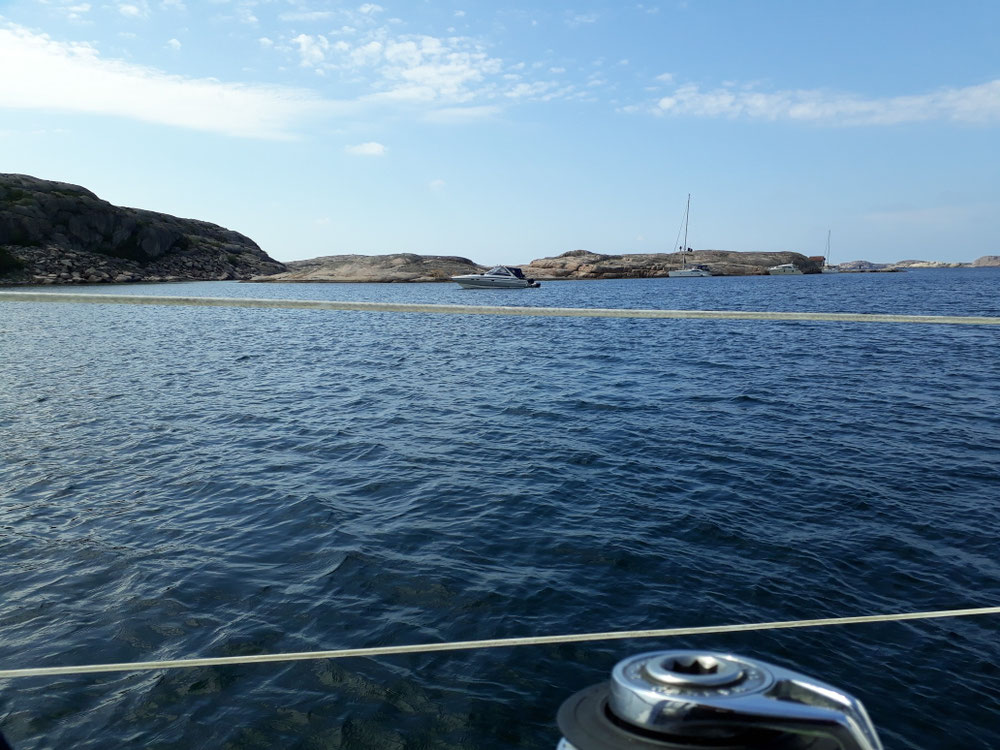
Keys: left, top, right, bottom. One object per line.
{"left": 837, "top": 260, "right": 901, "bottom": 272}
{"left": 889, "top": 259, "right": 969, "bottom": 269}
{"left": 0, "top": 173, "right": 286, "bottom": 284}
{"left": 524, "top": 249, "right": 822, "bottom": 278}
{"left": 248, "top": 253, "right": 484, "bottom": 283}
{"left": 972, "top": 255, "right": 1000, "bottom": 267}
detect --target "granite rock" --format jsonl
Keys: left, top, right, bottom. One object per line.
{"left": 523, "top": 249, "right": 822, "bottom": 278}
{"left": 0, "top": 173, "right": 286, "bottom": 284}
{"left": 249, "top": 253, "right": 484, "bottom": 283}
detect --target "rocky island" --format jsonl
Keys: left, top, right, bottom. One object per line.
{"left": 4, "top": 173, "right": 995, "bottom": 285}
{"left": 251, "top": 253, "right": 484, "bottom": 283}
{"left": 247, "top": 248, "right": 822, "bottom": 283}
{"left": 521, "top": 249, "right": 821, "bottom": 278}
{"left": 0, "top": 174, "right": 285, "bottom": 284}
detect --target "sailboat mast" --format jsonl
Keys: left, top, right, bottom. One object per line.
{"left": 826, "top": 229, "right": 831, "bottom": 266}
{"left": 683, "top": 194, "right": 690, "bottom": 253}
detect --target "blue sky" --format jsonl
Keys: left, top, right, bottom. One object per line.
{"left": 1, "top": 1, "right": 998, "bottom": 265}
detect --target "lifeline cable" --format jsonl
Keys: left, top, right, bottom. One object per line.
{"left": 1, "top": 291, "right": 1000, "bottom": 325}
{"left": 1, "top": 605, "right": 997, "bottom": 680}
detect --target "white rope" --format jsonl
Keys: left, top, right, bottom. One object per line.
{"left": 1, "top": 291, "right": 999, "bottom": 325}
{"left": 1, "top": 606, "right": 997, "bottom": 680}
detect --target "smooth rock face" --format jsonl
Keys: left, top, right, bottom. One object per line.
{"left": 0, "top": 173, "right": 286, "bottom": 284}
{"left": 249, "top": 253, "right": 485, "bottom": 283}
{"left": 972, "top": 255, "right": 1000, "bottom": 267}
{"left": 889, "top": 259, "right": 969, "bottom": 269}
{"left": 524, "top": 249, "right": 822, "bottom": 278}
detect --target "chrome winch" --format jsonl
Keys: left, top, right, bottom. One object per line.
{"left": 557, "top": 650, "right": 883, "bottom": 750}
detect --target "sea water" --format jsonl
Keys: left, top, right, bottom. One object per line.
{"left": 1, "top": 269, "right": 999, "bottom": 749}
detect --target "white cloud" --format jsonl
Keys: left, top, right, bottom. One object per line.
{"left": 242, "top": 12, "right": 259, "bottom": 25}
{"left": 166, "top": 38, "right": 181, "bottom": 50}
{"left": 505, "top": 81, "right": 554, "bottom": 99}
{"left": 293, "top": 33, "right": 330, "bottom": 67}
{"left": 279, "top": 11, "right": 337, "bottom": 22}
{"left": 258, "top": 37, "right": 274, "bottom": 48}
{"left": 428, "top": 179, "right": 446, "bottom": 191}
{"left": 652, "top": 80, "right": 1000, "bottom": 125}
{"left": 0, "top": 23, "right": 334, "bottom": 139}
{"left": 421, "top": 105, "right": 500, "bottom": 123}
{"left": 359, "top": 3, "right": 383, "bottom": 14}
{"left": 351, "top": 40, "right": 383, "bottom": 66}
{"left": 280, "top": 19, "right": 577, "bottom": 108}
{"left": 117, "top": 2, "right": 147, "bottom": 18}
{"left": 59, "top": 3, "right": 92, "bottom": 20}
{"left": 319, "top": 34, "right": 505, "bottom": 104}
{"left": 345, "top": 141, "right": 386, "bottom": 155}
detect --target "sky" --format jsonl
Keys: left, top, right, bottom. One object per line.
{"left": 1, "top": 1, "right": 998, "bottom": 266}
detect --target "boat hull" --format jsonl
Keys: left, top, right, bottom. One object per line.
{"left": 668, "top": 268, "right": 711, "bottom": 277}
{"left": 452, "top": 276, "right": 540, "bottom": 289}
{"left": 767, "top": 265, "right": 803, "bottom": 275}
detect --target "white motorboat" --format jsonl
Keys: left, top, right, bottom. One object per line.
{"left": 767, "top": 263, "right": 803, "bottom": 275}
{"left": 451, "top": 265, "right": 540, "bottom": 289}
{"left": 667, "top": 194, "right": 712, "bottom": 277}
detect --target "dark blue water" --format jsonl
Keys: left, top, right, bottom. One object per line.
{"left": 1, "top": 270, "right": 999, "bottom": 749}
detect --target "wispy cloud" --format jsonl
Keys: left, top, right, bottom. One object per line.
{"left": 652, "top": 80, "right": 1000, "bottom": 125}
{"left": 0, "top": 23, "right": 334, "bottom": 139}
{"left": 422, "top": 105, "right": 501, "bottom": 123}
{"left": 344, "top": 141, "right": 386, "bottom": 156}
{"left": 566, "top": 12, "right": 599, "bottom": 27}
{"left": 278, "top": 11, "right": 337, "bottom": 22}
{"left": 428, "top": 179, "right": 446, "bottom": 191}
{"left": 54, "top": 3, "right": 92, "bottom": 21}
{"left": 287, "top": 26, "right": 577, "bottom": 108}
{"left": 291, "top": 31, "right": 507, "bottom": 103}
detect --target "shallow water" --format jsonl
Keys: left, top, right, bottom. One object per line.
{"left": 2, "top": 270, "right": 999, "bottom": 748}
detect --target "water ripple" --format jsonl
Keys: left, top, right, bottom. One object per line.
{"left": 1, "top": 271, "right": 999, "bottom": 748}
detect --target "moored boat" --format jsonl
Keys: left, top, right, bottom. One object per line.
{"left": 821, "top": 230, "right": 840, "bottom": 273}
{"left": 451, "top": 265, "right": 540, "bottom": 289}
{"left": 669, "top": 264, "right": 712, "bottom": 278}
{"left": 667, "top": 194, "right": 712, "bottom": 278}
{"left": 767, "top": 263, "right": 803, "bottom": 275}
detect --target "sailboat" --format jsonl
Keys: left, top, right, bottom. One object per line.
{"left": 821, "top": 229, "right": 839, "bottom": 273}
{"left": 668, "top": 194, "right": 711, "bottom": 277}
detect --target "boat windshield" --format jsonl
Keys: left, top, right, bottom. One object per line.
{"left": 486, "top": 266, "right": 526, "bottom": 278}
